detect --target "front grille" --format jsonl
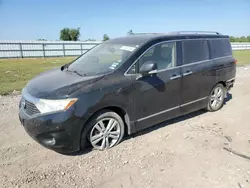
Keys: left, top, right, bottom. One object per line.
{"left": 24, "top": 100, "right": 40, "bottom": 116}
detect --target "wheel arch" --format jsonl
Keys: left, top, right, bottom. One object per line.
{"left": 206, "top": 81, "right": 226, "bottom": 112}
{"left": 79, "top": 105, "right": 134, "bottom": 149}
{"left": 209, "top": 81, "right": 227, "bottom": 98}
{"left": 101, "top": 106, "right": 131, "bottom": 135}
{"left": 217, "top": 81, "right": 226, "bottom": 87}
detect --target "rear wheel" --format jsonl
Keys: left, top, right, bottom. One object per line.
{"left": 83, "top": 110, "right": 125, "bottom": 151}
{"left": 207, "top": 83, "right": 225, "bottom": 112}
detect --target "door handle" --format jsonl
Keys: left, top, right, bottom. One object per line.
{"left": 183, "top": 70, "right": 193, "bottom": 76}
{"left": 170, "top": 74, "right": 181, "bottom": 80}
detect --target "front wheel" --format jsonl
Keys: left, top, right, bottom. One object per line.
{"left": 84, "top": 110, "right": 125, "bottom": 151}
{"left": 207, "top": 83, "right": 225, "bottom": 112}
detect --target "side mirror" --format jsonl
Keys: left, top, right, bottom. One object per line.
{"left": 139, "top": 61, "right": 157, "bottom": 75}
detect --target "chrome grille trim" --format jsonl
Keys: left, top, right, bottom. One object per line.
{"left": 24, "top": 100, "right": 40, "bottom": 116}
{"left": 21, "top": 88, "right": 41, "bottom": 117}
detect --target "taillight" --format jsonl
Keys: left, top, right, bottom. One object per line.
{"left": 233, "top": 58, "right": 238, "bottom": 64}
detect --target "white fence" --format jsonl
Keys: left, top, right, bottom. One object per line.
{"left": 0, "top": 40, "right": 249, "bottom": 58}
{"left": 231, "top": 42, "right": 250, "bottom": 50}
{"left": 0, "top": 40, "right": 102, "bottom": 58}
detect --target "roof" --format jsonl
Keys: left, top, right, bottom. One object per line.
{"left": 105, "top": 34, "right": 156, "bottom": 45}
{"left": 106, "top": 31, "right": 229, "bottom": 45}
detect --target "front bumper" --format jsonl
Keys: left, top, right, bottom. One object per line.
{"left": 19, "top": 107, "right": 83, "bottom": 154}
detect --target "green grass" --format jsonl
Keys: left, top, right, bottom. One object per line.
{"left": 0, "top": 50, "right": 249, "bottom": 95}
{"left": 0, "top": 57, "right": 75, "bottom": 95}
{"left": 233, "top": 50, "right": 250, "bottom": 66}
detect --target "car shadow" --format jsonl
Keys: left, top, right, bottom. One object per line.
{"left": 62, "top": 146, "right": 93, "bottom": 156}
{"left": 64, "top": 110, "right": 207, "bottom": 156}
{"left": 127, "top": 93, "right": 233, "bottom": 140}
{"left": 224, "top": 92, "right": 232, "bottom": 104}
{"left": 65, "top": 93, "right": 233, "bottom": 156}
{"left": 125, "top": 109, "right": 207, "bottom": 140}
{"left": 137, "top": 75, "right": 166, "bottom": 92}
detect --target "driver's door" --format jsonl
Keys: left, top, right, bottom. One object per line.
{"left": 130, "top": 41, "right": 182, "bottom": 131}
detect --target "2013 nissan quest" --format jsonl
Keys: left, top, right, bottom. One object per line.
{"left": 19, "top": 31, "right": 236, "bottom": 153}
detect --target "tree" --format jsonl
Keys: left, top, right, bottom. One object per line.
{"left": 239, "top": 36, "right": 246, "bottom": 42}
{"left": 69, "top": 28, "right": 80, "bottom": 41}
{"left": 103, "top": 34, "right": 110, "bottom": 41}
{"left": 230, "top": 36, "right": 250, "bottom": 42}
{"left": 230, "top": 36, "right": 236, "bottom": 42}
{"left": 127, "top": 30, "right": 134, "bottom": 35}
{"left": 247, "top": 36, "right": 250, "bottom": 42}
{"left": 60, "top": 27, "right": 80, "bottom": 41}
{"left": 60, "top": 28, "right": 71, "bottom": 41}
{"left": 85, "top": 38, "right": 96, "bottom": 41}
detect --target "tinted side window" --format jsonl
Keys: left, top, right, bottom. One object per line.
{"left": 127, "top": 64, "right": 136, "bottom": 74}
{"left": 210, "top": 39, "right": 232, "bottom": 58}
{"left": 138, "top": 42, "right": 176, "bottom": 71}
{"left": 126, "top": 42, "right": 176, "bottom": 74}
{"left": 182, "top": 40, "right": 209, "bottom": 65}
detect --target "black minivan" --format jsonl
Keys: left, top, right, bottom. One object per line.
{"left": 19, "top": 31, "right": 236, "bottom": 153}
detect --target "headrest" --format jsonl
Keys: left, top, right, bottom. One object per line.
{"left": 161, "top": 47, "right": 172, "bottom": 59}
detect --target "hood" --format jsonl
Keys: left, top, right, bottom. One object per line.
{"left": 26, "top": 68, "right": 104, "bottom": 99}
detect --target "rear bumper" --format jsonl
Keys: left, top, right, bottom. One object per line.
{"left": 226, "top": 78, "right": 235, "bottom": 90}
{"left": 19, "top": 107, "right": 84, "bottom": 154}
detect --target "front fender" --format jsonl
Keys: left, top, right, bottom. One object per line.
{"left": 73, "top": 81, "right": 135, "bottom": 132}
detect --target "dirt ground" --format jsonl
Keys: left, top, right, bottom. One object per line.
{"left": 0, "top": 66, "right": 250, "bottom": 188}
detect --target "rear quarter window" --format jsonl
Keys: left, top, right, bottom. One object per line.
{"left": 182, "top": 40, "right": 210, "bottom": 64}
{"left": 210, "top": 38, "right": 232, "bottom": 58}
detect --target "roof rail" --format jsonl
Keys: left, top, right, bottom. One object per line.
{"left": 170, "top": 31, "right": 222, "bottom": 35}
{"left": 132, "top": 33, "right": 164, "bottom": 35}
{"left": 130, "top": 31, "right": 223, "bottom": 36}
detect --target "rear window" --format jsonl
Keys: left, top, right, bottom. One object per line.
{"left": 182, "top": 40, "right": 209, "bottom": 64}
{"left": 210, "top": 38, "right": 232, "bottom": 58}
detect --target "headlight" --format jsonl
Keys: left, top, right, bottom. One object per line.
{"left": 35, "top": 98, "right": 78, "bottom": 114}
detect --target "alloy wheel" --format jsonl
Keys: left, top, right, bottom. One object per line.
{"left": 210, "top": 86, "right": 224, "bottom": 110}
{"left": 89, "top": 118, "right": 121, "bottom": 150}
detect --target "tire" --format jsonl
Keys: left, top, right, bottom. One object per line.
{"left": 206, "top": 83, "right": 226, "bottom": 112}
{"left": 81, "top": 110, "right": 125, "bottom": 151}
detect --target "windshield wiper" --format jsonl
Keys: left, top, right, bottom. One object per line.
{"left": 66, "top": 69, "right": 87, "bottom": 76}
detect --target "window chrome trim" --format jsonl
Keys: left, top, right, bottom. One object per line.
{"left": 179, "top": 55, "right": 233, "bottom": 68}
{"left": 212, "top": 55, "right": 233, "bottom": 60}
{"left": 124, "top": 37, "right": 232, "bottom": 76}
{"left": 126, "top": 54, "right": 232, "bottom": 76}
{"left": 181, "top": 59, "right": 211, "bottom": 67}
{"left": 124, "top": 41, "right": 177, "bottom": 76}
{"left": 136, "top": 97, "right": 207, "bottom": 122}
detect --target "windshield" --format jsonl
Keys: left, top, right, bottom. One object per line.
{"left": 68, "top": 43, "right": 138, "bottom": 76}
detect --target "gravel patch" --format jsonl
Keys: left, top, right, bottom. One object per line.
{"left": 0, "top": 66, "right": 250, "bottom": 188}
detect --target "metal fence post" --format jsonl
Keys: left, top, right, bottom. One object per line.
{"left": 19, "top": 43, "right": 23, "bottom": 58}
{"left": 80, "top": 44, "right": 83, "bottom": 54}
{"left": 63, "top": 44, "right": 65, "bottom": 57}
{"left": 42, "top": 44, "right": 45, "bottom": 58}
